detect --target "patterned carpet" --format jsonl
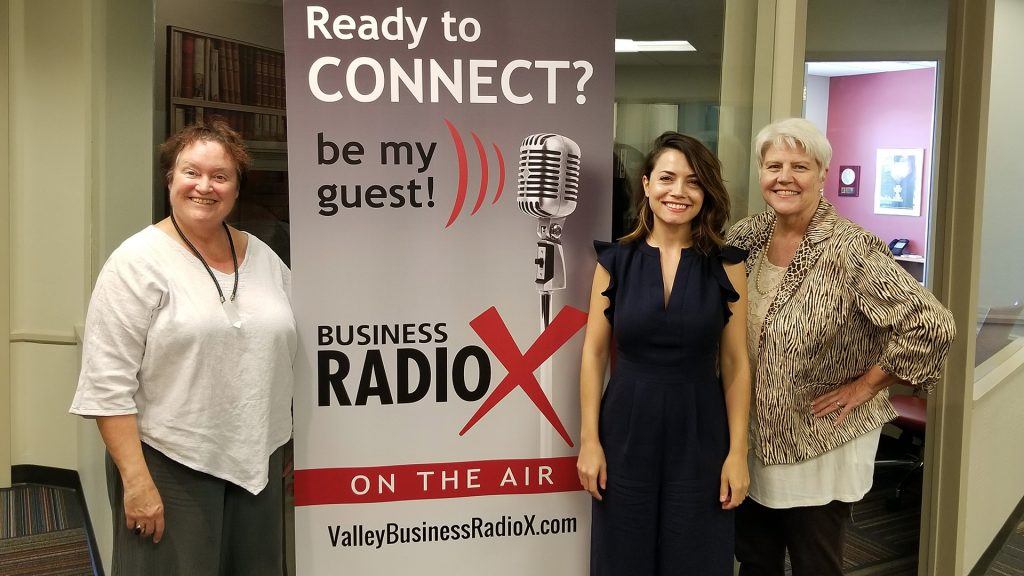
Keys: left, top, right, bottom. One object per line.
{"left": 779, "top": 434, "right": 1024, "bottom": 576}
{"left": 777, "top": 436, "right": 922, "bottom": 576}
{"left": 984, "top": 519, "right": 1024, "bottom": 575}
{"left": 1, "top": 469, "right": 1021, "bottom": 576}
{"left": 0, "top": 528, "right": 94, "bottom": 576}
{"left": 845, "top": 466, "right": 922, "bottom": 575}
{"left": 0, "top": 484, "right": 93, "bottom": 576}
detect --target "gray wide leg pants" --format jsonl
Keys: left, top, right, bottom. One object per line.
{"left": 106, "top": 442, "right": 285, "bottom": 576}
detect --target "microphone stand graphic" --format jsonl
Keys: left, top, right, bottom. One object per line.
{"left": 517, "top": 133, "right": 581, "bottom": 457}
{"left": 535, "top": 218, "right": 566, "bottom": 328}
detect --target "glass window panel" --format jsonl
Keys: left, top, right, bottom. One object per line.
{"left": 976, "top": 0, "right": 1024, "bottom": 370}
{"left": 612, "top": 0, "right": 761, "bottom": 233}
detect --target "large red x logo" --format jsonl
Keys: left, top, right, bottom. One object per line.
{"left": 459, "top": 305, "right": 589, "bottom": 447}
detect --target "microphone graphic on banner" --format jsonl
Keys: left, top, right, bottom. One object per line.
{"left": 517, "top": 133, "right": 581, "bottom": 328}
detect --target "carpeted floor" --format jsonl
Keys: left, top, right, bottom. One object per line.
{"left": 779, "top": 436, "right": 922, "bottom": 576}
{"left": 0, "top": 484, "right": 93, "bottom": 576}
{"left": 0, "top": 528, "right": 94, "bottom": 576}
{"left": 985, "top": 519, "right": 1024, "bottom": 575}
{"left": 779, "top": 434, "right": 1024, "bottom": 576}
{"left": 1, "top": 465, "right": 1022, "bottom": 576}
{"left": 845, "top": 464, "right": 923, "bottom": 576}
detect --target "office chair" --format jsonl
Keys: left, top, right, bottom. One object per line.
{"left": 877, "top": 391, "right": 928, "bottom": 510}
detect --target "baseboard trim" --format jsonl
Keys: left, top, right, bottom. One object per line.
{"left": 11, "top": 464, "right": 106, "bottom": 576}
{"left": 968, "top": 493, "right": 1024, "bottom": 575}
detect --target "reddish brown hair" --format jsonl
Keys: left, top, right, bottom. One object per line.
{"left": 159, "top": 117, "right": 251, "bottom": 185}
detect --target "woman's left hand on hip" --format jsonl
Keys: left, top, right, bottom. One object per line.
{"left": 811, "top": 375, "right": 880, "bottom": 425}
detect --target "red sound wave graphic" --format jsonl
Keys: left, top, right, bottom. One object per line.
{"left": 470, "top": 132, "right": 489, "bottom": 216}
{"left": 443, "top": 119, "right": 508, "bottom": 228}
{"left": 443, "top": 119, "right": 469, "bottom": 229}
{"left": 492, "top": 143, "right": 506, "bottom": 205}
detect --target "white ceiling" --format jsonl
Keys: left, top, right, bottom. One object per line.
{"left": 806, "top": 61, "right": 937, "bottom": 77}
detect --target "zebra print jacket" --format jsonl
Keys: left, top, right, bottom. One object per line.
{"left": 726, "top": 199, "right": 955, "bottom": 466}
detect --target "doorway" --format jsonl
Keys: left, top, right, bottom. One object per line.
{"left": 804, "top": 60, "right": 938, "bottom": 286}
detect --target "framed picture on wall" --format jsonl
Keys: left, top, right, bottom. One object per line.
{"left": 874, "top": 148, "right": 923, "bottom": 216}
{"left": 838, "top": 165, "right": 860, "bottom": 197}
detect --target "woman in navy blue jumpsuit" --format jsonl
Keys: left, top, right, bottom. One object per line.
{"left": 577, "top": 132, "right": 751, "bottom": 575}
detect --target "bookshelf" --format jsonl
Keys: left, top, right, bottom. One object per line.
{"left": 166, "top": 26, "right": 287, "bottom": 150}
{"left": 164, "top": 26, "right": 291, "bottom": 264}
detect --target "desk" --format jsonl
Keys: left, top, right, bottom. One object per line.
{"left": 895, "top": 254, "right": 925, "bottom": 282}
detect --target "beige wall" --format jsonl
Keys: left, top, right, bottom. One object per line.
{"left": 963, "top": 0, "right": 1024, "bottom": 570}
{"left": 5, "top": 0, "right": 154, "bottom": 568}
{"left": 0, "top": 0, "right": 11, "bottom": 489}
{"left": 805, "top": 0, "right": 948, "bottom": 60}
{"left": 976, "top": 0, "right": 1024, "bottom": 310}
{"left": 966, "top": 367, "right": 1024, "bottom": 569}
{"left": 615, "top": 65, "right": 721, "bottom": 102}
{"left": 8, "top": 0, "right": 89, "bottom": 470}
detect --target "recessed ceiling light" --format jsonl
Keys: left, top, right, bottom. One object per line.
{"left": 615, "top": 39, "right": 696, "bottom": 53}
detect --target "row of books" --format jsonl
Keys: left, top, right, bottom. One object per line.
{"left": 173, "top": 106, "right": 287, "bottom": 142}
{"left": 170, "top": 29, "right": 285, "bottom": 110}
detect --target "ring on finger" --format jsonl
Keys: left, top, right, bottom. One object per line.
{"left": 133, "top": 523, "right": 143, "bottom": 535}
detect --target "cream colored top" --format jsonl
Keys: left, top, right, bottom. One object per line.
{"left": 71, "top": 227, "right": 296, "bottom": 494}
{"left": 747, "top": 252, "right": 881, "bottom": 508}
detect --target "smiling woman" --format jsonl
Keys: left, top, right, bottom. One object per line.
{"left": 727, "top": 118, "right": 954, "bottom": 576}
{"left": 577, "top": 131, "right": 751, "bottom": 575}
{"left": 69, "top": 119, "right": 297, "bottom": 575}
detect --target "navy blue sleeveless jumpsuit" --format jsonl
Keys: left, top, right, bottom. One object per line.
{"left": 590, "top": 240, "right": 746, "bottom": 575}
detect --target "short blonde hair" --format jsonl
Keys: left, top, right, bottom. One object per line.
{"left": 754, "top": 118, "right": 832, "bottom": 176}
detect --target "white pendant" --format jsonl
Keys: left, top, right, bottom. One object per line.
{"left": 223, "top": 299, "right": 242, "bottom": 328}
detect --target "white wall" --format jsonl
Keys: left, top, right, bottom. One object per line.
{"left": 964, "top": 0, "right": 1024, "bottom": 571}
{"left": 803, "top": 73, "right": 829, "bottom": 134}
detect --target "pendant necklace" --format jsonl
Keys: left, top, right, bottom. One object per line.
{"left": 170, "top": 213, "right": 241, "bottom": 328}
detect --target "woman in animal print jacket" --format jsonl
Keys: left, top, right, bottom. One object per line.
{"left": 726, "top": 118, "right": 955, "bottom": 576}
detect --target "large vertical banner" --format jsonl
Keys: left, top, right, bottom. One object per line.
{"left": 284, "top": 1, "right": 614, "bottom": 573}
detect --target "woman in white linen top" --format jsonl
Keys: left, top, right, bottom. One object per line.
{"left": 70, "top": 119, "right": 296, "bottom": 575}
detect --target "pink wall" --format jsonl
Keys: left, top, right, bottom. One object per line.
{"left": 823, "top": 68, "right": 936, "bottom": 256}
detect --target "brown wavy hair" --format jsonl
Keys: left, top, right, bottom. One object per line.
{"left": 159, "top": 117, "right": 251, "bottom": 185}
{"left": 620, "top": 131, "right": 731, "bottom": 254}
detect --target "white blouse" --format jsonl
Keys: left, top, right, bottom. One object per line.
{"left": 70, "top": 226, "right": 296, "bottom": 494}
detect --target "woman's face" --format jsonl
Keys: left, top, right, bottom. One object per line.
{"left": 759, "top": 143, "right": 825, "bottom": 222}
{"left": 168, "top": 140, "right": 239, "bottom": 230}
{"left": 642, "top": 149, "right": 704, "bottom": 232}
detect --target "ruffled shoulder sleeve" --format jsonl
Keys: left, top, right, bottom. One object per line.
{"left": 720, "top": 244, "right": 748, "bottom": 265}
{"left": 594, "top": 240, "right": 616, "bottom": 271}
{"left": 712, "top": 244, "right": 748, "bottom": 323}
{"left": 594, "top": 240, "right": 618, "bottom": 323}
